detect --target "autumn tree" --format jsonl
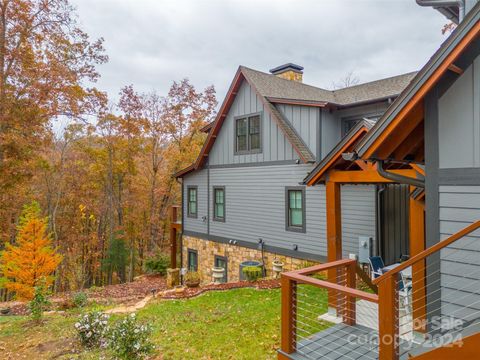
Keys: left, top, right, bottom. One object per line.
{"left": 0, "top": 0, "right": 107, "bottom": 244}
{"left": 0, "top": 201, "right": 62, "bottom": 300}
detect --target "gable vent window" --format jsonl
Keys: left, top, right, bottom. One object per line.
{"left": 286, "top": 187, "right": 306, "bottom": 233}
{"left": 235, "top": 113, "right": 261, "bottom": 154}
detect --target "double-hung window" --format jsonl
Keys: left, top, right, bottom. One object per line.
{"left": 187, "top": 186, "right": 198, "bottom": 218}
{"left": 213, "top": 187, "right": 225, "bottom": 222}
{"left": 187, "top": 249, "right": 198, "bottom": 271}
{"left": 286, "top": 187, "right": 306, "bottom": 232}
{"left": 235, "top": 113, "right": 261, "bottom": 153}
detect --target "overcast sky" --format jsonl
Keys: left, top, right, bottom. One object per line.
{"left": 71, "top": 0, "right": 448, "bottom": 103}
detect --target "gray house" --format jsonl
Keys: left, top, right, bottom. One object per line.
{"left": 278, "top": 1, "right": 480, "bottom": 359}
{"left": 175, "top": 64, "right": 415, "bottom": 282}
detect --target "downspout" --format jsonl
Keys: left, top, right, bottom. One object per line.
{"left": 416, "top": 0, "right": 465, "bottom": 22}
{"left": 377, "top": 160, "right": 425, "bottom": 188}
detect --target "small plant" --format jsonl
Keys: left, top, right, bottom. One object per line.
{"left": 109, "top": 313, "right": 154, "bottom": 359}
{"left": 74, "top": 311, "right": 110, "bottom": 348}
{"left": 73, "top": 291, "right": 88, "bottom": 308}
{"left": 184, "top": 271, "right": 201, "bottom": 287}
{"left": 242, "top": 266, "right": 263, "bottom": 282}
{"left": 144, "top": 253, "right": 170, "bottom": 276}
{"left": 28, "top": 284, "right": 50, "bottom": 322}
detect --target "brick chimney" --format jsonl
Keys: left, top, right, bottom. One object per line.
{"left": 269, "top": 63, "right": 304, "bottom": 82}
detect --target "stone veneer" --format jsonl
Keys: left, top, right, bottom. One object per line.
{"left": 182, "top": 235, "right": 316, "bottom": 283}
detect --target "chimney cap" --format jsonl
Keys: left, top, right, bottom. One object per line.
{"left": 269, "top": 63, "right": 304, "bottom": 75}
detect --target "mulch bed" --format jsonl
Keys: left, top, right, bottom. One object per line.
{"left": 159, "top": 278, "right": 281, "bottom": 300}
{"left": 0, "top": 277, "right": 280, "bottom": 316}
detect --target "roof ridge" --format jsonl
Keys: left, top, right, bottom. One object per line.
{"left": 239, "top": 65, "right": 332, "bottom": 93}
{"left": 332, "top": 71, "right": 419, "bottom": 93}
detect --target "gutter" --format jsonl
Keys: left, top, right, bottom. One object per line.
{"left": 377, "top": 160, "right": 425, "bottom": 188}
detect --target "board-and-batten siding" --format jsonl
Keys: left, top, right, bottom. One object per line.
{"left": 208, "top": 81, "right": 318, "bottom": 166}
{"left": 439, "top": 185, "right": 480, "bottom": 322}
{"left": 276, "top": 104, "right": 319, "bottom": 157}
{"left": 209, "top": 164, "right": 327, "bottom": 256}
{"left": 182, "top": 169, "right": 208, "bottom": 234}
{"left": 438, "top": 58, "right": 480, "bottom": 169}
{"left": 341, "top": 185, "right": 377, "bottom": 259}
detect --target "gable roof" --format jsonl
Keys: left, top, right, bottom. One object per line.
{"left": 303, "top": 119, "right": 375, "bottom": 185}
{"left": 355, "top": 2, "right": 480, "bottom": 159}
{"left": 174, "top": 67, "right": 316, "bottom": 178}
{"left": 174, "top": 65, "right": 416, "bottom": 178}
{"left": 241, "top": 66, "right": 416, "bottom": 107}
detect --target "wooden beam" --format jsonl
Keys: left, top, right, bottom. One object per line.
{"left": 328, "top": 169, "right": 418, "bottom": 183}
{"left": 326, "top": 181, "right": 342, "bottom": 311}
{"left": 392, "top": 121, "right": 424, "bottom": 160}
{"left": 280, "top": 276, "right": 296, "bottom": 354}
{"left": 410, "top": 190, "right": 426, "bottom": 334}
{"left": 448, "top": 63, "right": 464, "bottom": 75}
{"left": 378, "top": 275, "right": 399, "bottom": 360}
{"left": 354, "top": 159, "right": 369, "bottom": 171}
{"left": 306, "top": 127, "right": 368, "bottom": 185}
{"left": 375, "top": 101, "right": 424, "bottom": 159}
{"left": 363, "top": 19, "right": 480, "bottom": 159}
{"left": 410, "top": 163, "right": 425, "bottom": 177}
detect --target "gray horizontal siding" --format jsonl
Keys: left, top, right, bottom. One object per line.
{"left": 183, "top": 169, "right": 208, "bottom": 234}
{"left": 341, "top": 185, "right": 377, "bottom": 258}
{"left": 183, "top": 164, "right": 377, "bottom": 260}
{"left": 439, "top": 185, "right": 480, "bottom": 322}
{"left": 208, "top": 164, "right": 327, "bottom": 256}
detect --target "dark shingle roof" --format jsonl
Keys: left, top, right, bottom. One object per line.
{"left": 240, "top": 66, "right": 417, "bottom": 106}
{"left": 333, "top": 72, "right": 418, "bottom": 105}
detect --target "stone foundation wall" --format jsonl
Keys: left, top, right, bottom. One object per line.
{"left": 182, "top": 235, "right": 317, "bottom": 283}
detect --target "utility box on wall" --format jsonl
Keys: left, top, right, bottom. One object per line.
{"left": 358, "top": 236, "right": 373, "bottom": 264}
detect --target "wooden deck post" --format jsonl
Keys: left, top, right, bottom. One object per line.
{"left": 409, "top": 193, "right": 426, "bottom": 334}
{"left": 169, "top": 206, "right": 178, "bottom": 269}
{"left": 378, "top": 275, "right": 399, "bottom": 360}
{"left": 280, "top": 275, "right": 297, "bottom": 355}
{"left": 326, "top": 181, "right": 342, "bottom": 313}
{"left": 343, "top": 261, "right": 357, "bottom": 326}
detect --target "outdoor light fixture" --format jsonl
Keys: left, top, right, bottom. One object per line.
{"left": 292, "top": 244, "right": 298, "bottom": 251}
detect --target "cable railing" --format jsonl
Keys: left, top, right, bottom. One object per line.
{"left": 373, "top": 220, "right": 480, "bottom": 360}
{"left": 279, "top": 259, "right": 379, "bottom": 360}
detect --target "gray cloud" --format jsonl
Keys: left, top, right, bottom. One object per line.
{"left": 71, "top": 0, "right": 448, "bottom": 102}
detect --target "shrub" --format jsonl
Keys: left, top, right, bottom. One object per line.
{"left": 242, "top": 266, "right": 263, "bottom": 282}
{"left": 144, "top": 254, "right": 170, "bottom": 276}
{"left": 184, "top": 271, "right": 201, "bottom": 287}
{"left": 73, "top": 291, "right": 88, "bottom": 308}
{"left": 109, "top": 313, "right": 154, "bottom": 359}
{"left": 29, "top": 285, "right": 50, "bottom": 322}
{"left": 75, "top": 311, "right": 110, "bottom": 348}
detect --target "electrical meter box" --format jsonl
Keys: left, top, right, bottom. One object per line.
{"left": 358, "top": 236, "right": 373, "bottom": 264}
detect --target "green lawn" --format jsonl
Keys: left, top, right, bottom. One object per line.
{"left": 0, "top": 286, "right": 330, "bottom": 360}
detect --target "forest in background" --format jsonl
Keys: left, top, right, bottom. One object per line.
{"left": 0, "top": 0, "right": 217, "bottom": 295}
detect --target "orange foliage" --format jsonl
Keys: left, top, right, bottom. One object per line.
{"left": 1, "top": 216, "right": 62, "bottom": 300}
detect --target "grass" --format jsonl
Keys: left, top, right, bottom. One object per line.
{"left": 0, "top": 287, "right": 331, "bottom": 360}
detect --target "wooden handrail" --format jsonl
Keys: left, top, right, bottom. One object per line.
{"left": 356, "top": 264, "right": 378, "bottom": 294}
{"left": 373, "top": 220, "right": 480, "bottom": 285}
{"left": 286, "top": 258, "right": 355, "bottom": 276}
{"left": 282, "top": 272, "right": 379, "bottom": 303}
